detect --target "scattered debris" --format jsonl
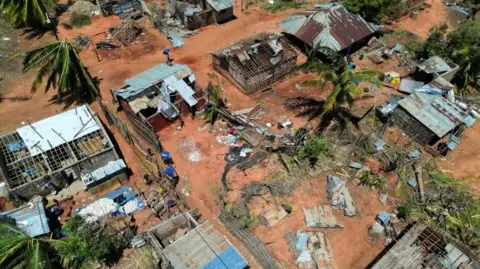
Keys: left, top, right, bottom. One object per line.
{"left": 69, "top": 1, "right": 99, "bottom": 16}
{"left": 259, "top": 206, "right": 288, "bottom": 227}
{"left": 326, "top": 175, "right": 356, "bottom": 216}
{"left": 113, "top": 19, "right": 144, "bottom": 44}
{"left": 73, "top": 34, "right": 91, "bottom": 49}
{"left": 295, "top": 231, "right": 338, "bottom": 269}
{"left": 216, "top": 134, "right": 239, "bottom": 146}
{"left": 96, "top": 41, "right": 119, "bottom": 50}
{"left": 177, "top": 137, "right": 203, "bottom": 162}
{"left": 379, "top": 193, "right": 388, "bottom": 205}
{"left": 303, "top": 205, "right": 343, "bottom": 229}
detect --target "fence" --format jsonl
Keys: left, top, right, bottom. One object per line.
{"left": 97, "top": 99, "right": 162, "bottom": 176}
{"left": 218, "top": 211, "right": 279, "bottom": 269}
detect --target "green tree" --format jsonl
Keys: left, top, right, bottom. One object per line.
{"left": 416, "top": 23, "right": 449, "bottom": 59}
{"left": 344, "top": 0, "right": 402, "bottom": 21}
{"left": 284, "top": 61, "right": 381, "bottom": 132}
{"left": 18, "top": 40, "right": 100, "bottom": 106}
{"left": 59, "top": 215, "right": 131, "bottom": 267}
{"left": 0, "top": 222, "right": 60, "bottom": 269}
{"left": 0, "top": 0, "right": 58, "bottom": 27}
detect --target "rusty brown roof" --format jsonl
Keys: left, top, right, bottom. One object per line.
{"left": 278, "top": 3, "right": 380, "bottom": 52}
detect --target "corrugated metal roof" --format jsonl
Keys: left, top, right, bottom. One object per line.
{"left": 398, "top": 92, "right": 475, "bottom": 137}
{"left": 115, "top": 64, "right": 193, "bottom": 100}
{"left": 278, "top": 4, "right": 379, "bottom": 51}
{"left": 428, "top": 76, "right": 454, "bottom": 91}
{"left": 417, "top": 56, "right": 452, "bottom": 74}
{"left": 163, "top": 221, "right": 248, "bottom": 269}
{"left": 206, "top": 0, "right": 234, "bottom": 11}
{"left": 1, "top": 202, "right": 50, "bottom": 237}
{"left": 16, "top": 105, "right": 100, "bottom": 156}
{"left": 81, "top": 159, "right": 127, "bottom": 186}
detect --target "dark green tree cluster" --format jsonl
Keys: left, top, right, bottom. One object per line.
{"left": 0, "top": 215, "right": 131, "bottom": 269}
{"left": 343, "top": 0, "right": 403, "bottom": 21}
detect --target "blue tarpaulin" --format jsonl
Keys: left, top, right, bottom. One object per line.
{"left": 296, "top": 233, "right": 309, "bottom": 252}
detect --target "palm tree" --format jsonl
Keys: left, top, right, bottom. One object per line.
{"left": 0, "top": 222, "right": 59, "bottom": 269}
{"left": 0, "top": 0, "right": 58, "bottom": 28}
{"left": 18, "top": 40, "right": 100, "bottom": 106}
{"left": 284, "top": 61, "right": 381, "bottom": 133}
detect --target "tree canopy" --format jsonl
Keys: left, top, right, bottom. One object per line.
{"left": 18, "top": 40, "right": 100, "bottom": 106}
{"left": 0, "top": 0, "right": 58, "bottom": 27}
{"left": 343, "top": 0, "right": 403, "bottom": 21}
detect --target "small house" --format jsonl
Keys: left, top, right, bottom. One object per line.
{"left": 278, "top": 3, "right": 380, "bottom": 54}
{"left": 0, "top": 105, "right": 127, "bottom": 201}
{"left": 113, "top": 63, "right": 206, "bottom": 132}
{"left": 0, "top": 201, "right": 50, "bottom": 237}
{"left": 147, "top": 213, "right": 248, "bottom": 269}
{"left": 390, "top": 92, "right": 475, "bottom": 153}
{"left": 212, "top": 33, "right": 299, "bottom": 95}
{"left": 369, "top": 222, "right": 480, "bottom": 269}
{"left": 168, "top": 0, "right": 234, "bottom": 30}
{"left": 413, "top": 56, "right": 460, "bottom": 83}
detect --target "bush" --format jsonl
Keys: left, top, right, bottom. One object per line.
{"left": 298, "top": 135, "right": 330, "bottom": 161}
{"left": 70, "top": 12, "right": 91, "bottom": 28}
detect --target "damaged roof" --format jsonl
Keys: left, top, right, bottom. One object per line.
{"left": 162, "top": 221, "right": 248, "bottom": 269}
{"left": 206, "top": 0, "right": 234, "bottom": 11}
{"left": 278, "top": 3, "right": 379, "bottom": 52}
{"left": 398, "top": 92, "right": 475, "bottom": 137}
{"left": 115, "top": 64, "right": 193, "bottom": 101}
{"left": 1, "top": 202, "right": 50, "bottom": 237}
{"left": 417, "top": 56, "right": 452, "bottom": 74}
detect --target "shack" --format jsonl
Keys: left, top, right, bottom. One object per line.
{"left": 413, "top": 56, "right": 460, "bottom": 83}
{"left": 169, "top": 0, "right": 234, "bottom": 30}
{"left": 369, "top": 222, "right": 480, "bottom": 269}
{"left": 113, "top": 63, "right": 206, "bottom": 132}
{"left": 278, "top": 3, "right": 380, "bottom": 54}
{"left": 212, "top": 33, "right": 299, "bottom": 95}
{"left": 389, "top": 92, "right": 475, "bottom": 153}
{"left": 0, "top": 201, "right": 50, "bottom": 237}
{"left": 0, "top": 105, "right": 127, "bottom": 201}
{"left": 147, "top": 213, "right": 248, "bottom": 268}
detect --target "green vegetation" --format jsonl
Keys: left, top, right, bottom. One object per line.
{"left": 17, "top": 40, "right": 100, "bottom": 106}
{"left": 204, "top": 74, "right": 224, "bottom": 124}
{"left": 70, "top": 12, "right": 91, "bottom": 28}
{"left": 397, "top": 165, "right": 480, "bottom": 249}
{"left": 60, "top": 215, "right": 132, "bottom": 267}
{"left": 298, "top": 135, "right": 331, "bottom": 164}
{"left": 0, "top": 215, "right": 132, "bottom": 269}
{"left": 265, "top": 0, "right": 302, "bottom": 13}
{"left": 285, "top": 61, "right": 382, "bottom": 133}
{"left": 359, "top": 171, "right": 386, "bottom": 189}
{"left": 0, "top": 0, "right": 58, "bottom": 27}
{"left": 344, "top": 0, "right": 403, "bottom": 21}
{"left": 416, "top": 21, "right": 480, "bottom": 92}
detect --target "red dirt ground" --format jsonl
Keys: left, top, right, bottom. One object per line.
{"left": 0, "top": 2, "right": 478, "bottom": 269}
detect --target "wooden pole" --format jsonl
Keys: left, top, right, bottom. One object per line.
{"left": 413, "top": 162, "right": 425, "bottom": 203}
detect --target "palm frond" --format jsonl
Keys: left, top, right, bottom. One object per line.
{"left": 352, "top": 70, "right": 383, "bottom": 88}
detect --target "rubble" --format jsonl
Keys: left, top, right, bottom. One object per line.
{"left": 73, "top": 34, "right": 91, "bottom": 49}
{"left": 326, "top": 175, "right": 356, "bottom": 217}
{"left": 113, "top": 19, "right": 144, "bottom": 44}
{"left": 69, "top": 1, "right": 99, "bottom": 16}
{"left": 303, "top": 205, "right": 343, "bottom": 229}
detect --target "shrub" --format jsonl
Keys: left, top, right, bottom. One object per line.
{"left": 70, "top": 12, "right": 91, "bottom": 28}
{"left": 298, "top": 135, "right": 331, "bottom": 161}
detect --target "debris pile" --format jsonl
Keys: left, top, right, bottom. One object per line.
{"left": 326, "top": 175, "right": 356, "bottom": 217}
{"left": 303, "top": 205, "right": 343, "bottom": 229}
{"left": 79, "top": 198, "right": 117, "bottom": 222}
{"left": 73, "top": 34, "right": 91, "bottom": 49}
{"left": 69, "top": 1, "right": 99, "bottom": 16}
{"left": 113, "top": 19, "right": 144, "bottom": 44}
{"left": 177, "top": 137, "right": 202, "bottom": 162}
{"left": 287, "top": 231, "right": 338, "bottom": 269}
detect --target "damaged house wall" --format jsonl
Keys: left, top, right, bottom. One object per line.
{"left": 170, "top": 0, "right": 233, "bottom": 30}
{"left": 212, "top": 33, "right": 299, "bottom": 95}
{"left": 391, "top": 106, "right": 438, "bottom": 146}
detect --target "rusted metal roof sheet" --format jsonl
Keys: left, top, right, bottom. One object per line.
{"left": 278, "top": 3, "right": 379, "bottom": 52}
{"left": 417, "top": 56, "right": 452, "bottom": 74}
{"left": 162, "top": 221, "right": 248, "bottom": 269}
{"left": 398, "top": 92, "right": 475, "bottom": 137}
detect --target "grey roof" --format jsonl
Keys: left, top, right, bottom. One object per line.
{"left": 278, "top": 3, "right": 379, "bottom": 52}
{"left": 417, "top": 56, "right": 452, "bottom": 74}
{"left": 163, "top": 221, "right": 248, "bottom": 269}
{"left": 115, "top": 64, "right": 193, "bottom": 101}
{"left": 81, "top": 159, "right": 127, "bottom": 186}
{"left": 398, "top": 92, "right": 475, "bottom": 137}
{"left": 206, "top": 0, "right": 234, "bottom": 11}
{"left": 15, "top": 105, "right": 100, "bottom": 156}
{"left": 1, "top": 202, "right": 50, "bottom": 237}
